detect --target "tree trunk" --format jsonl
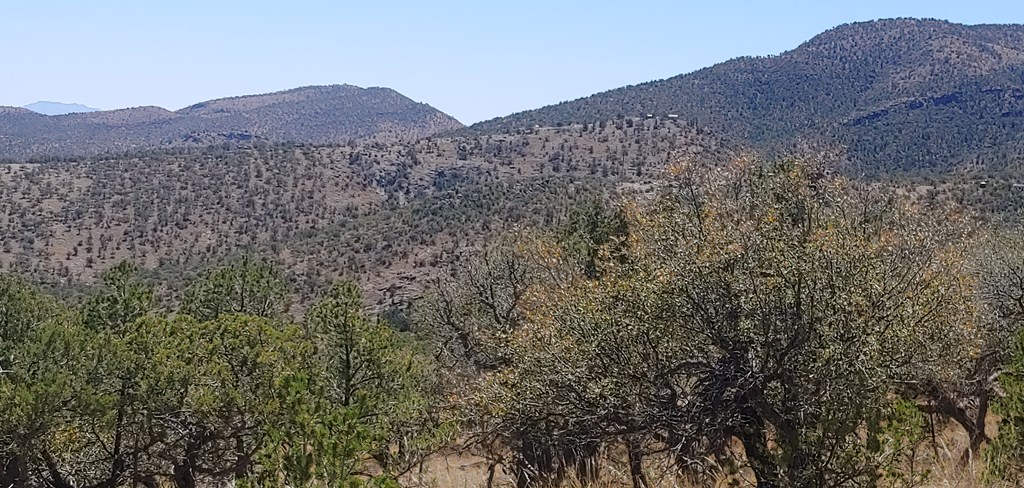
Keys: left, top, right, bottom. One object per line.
{"left": 964, "top": 390, "right": 991, "bottom": 464}
{"left": 486, "top": 460, "right": 498, "bottom": 488}
{"left": 232, "top": 436, "right": 252, "bottom": 482}
{"left": 919, "top": 394, "right": 991, "bottom": 464}
{"left": 1, "top": 455, "right": 27, "bottom": 488}
{"left": 514, "top": 437, "right": 537, "bottom": 488}
{"left": 735, "top": 413, "right": 781, "bottom": 488}
{"left": 172, "top": 463, "right": 196, "bottom": 488}
{"left": 626, "top": 438, "right": 649, "bottom": 488}
{"left": 574, "top": 443, "right": 600, "bottom": 487}
{"left": 172, "top": 432, "right": 204, "bottom": 488}
{"left": 41, "top": 450, "right": 74, "bottom": 488}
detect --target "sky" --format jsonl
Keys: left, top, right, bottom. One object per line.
{"left": 3, "top": 1, "right": 1024, "bottom": 124}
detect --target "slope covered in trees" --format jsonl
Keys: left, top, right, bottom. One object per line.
{"left": 467, "top": 19, "right": 1024, "bottom": 173}
{"left": 7, "top": 160, "right": 1024, "bottom": 487}
{"left": 2, "top": 115, "right": 1018, "bottom": 307}
{"left": 0, "top": 117, "right": 732, "bottom": 305}
{"left": 0, "top": 85, "right": 463, "bottom": 161}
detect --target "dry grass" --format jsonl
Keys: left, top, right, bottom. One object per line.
{"left": 399, "top": 420, "right": 1017, "bottom": 488}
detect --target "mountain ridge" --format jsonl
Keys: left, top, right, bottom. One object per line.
{"left": 0, "top": 85, "right": 463, "bottom": 161}
{"left": 23, "top": 101, "right": 101, "bottom": 115}
{"left": 465, "top": 18, "right": 1024, "bottom": 173}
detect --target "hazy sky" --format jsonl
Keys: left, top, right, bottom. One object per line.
{"left": 4, "top": 0, "right": 1024, "bottom": 123}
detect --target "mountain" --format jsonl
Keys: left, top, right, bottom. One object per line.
{"left": 23, "top": 101, "right": 100, "bottom": 116}
{"left": 467, "top": 19, "right": 1024, "bottom": 173}
{"left": 0, "top": 85, "right": 463, "bottom": 161}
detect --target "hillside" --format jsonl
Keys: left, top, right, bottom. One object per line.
{"left": 0, "top": 85, "right": 463, "bottom": 161}
{"left": 4, "top": 106, "right": 1019, "bottom": 308}
{"left": 468, "top": 19, "right": 1024, "bottom": 173}
{"left": 0, "top": 117, "right": 731, "bottom": 305}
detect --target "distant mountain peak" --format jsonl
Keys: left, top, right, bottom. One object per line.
{"left": 1, "top": 85, "right": 463, "bottom": 161}
{"left": 23, "top": 101, "right": 100, "bottom": 116}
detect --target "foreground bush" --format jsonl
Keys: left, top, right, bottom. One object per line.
{"left": 0, "top": 260, "right": 444, "bottom": 487}
{"left": 430, "top": 158, "right": 988, "bottom": 487}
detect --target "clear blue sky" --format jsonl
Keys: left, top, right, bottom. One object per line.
{"left": 3, "top": 0, "right": 1024, "bottom": 123}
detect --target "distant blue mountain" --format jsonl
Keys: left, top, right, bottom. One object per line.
{"left": 23, "top": 101, "right": 101, "bottom": 116}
